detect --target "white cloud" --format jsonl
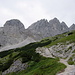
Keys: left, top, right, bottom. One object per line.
{"left": 15, "top": 0, "right": 50, "bottom": 27}
{"left": 0, "top": 0, "right": 75, "bottom": 28}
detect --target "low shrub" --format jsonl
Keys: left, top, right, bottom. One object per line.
{"left": 2, "top": 58, "right": 13, "bottom": 71}
{"left": 68, "top": 61, "right": 74, "bottom": 65}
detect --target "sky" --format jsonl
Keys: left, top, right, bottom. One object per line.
{"left": 0, "top": 0, "right": 75, "bottom": 28}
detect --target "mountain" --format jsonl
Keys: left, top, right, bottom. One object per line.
{"left": 0, "top": 19, "right": 29, "bottom": 48}
{"left": 49, "top": 18, "right": 69, "bottom": 36}
{"left": 0, "top": 37, "right": 36, "bottom": 52}
{"left": 28, "top": 19, "right": 52, "bottom": 38}
{"left": 3, "top": 19, "right": 26, "bottom": 39}
{"left": 0, "top": 18, "right": 75, "bottom": 75}
{"left": 0, "top": 18, "right": 75, "bottom": 51}
{"left": 28, "top": 18, "right": 69, "bottom": 38}
{"left": 69, "top": 24, "right": 75, "bottom": 31}
{"left": 0, "top": 30, "right": 75, "bottom": 75}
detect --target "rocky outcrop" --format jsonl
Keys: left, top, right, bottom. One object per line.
{"left": 49, "top": 18, "right": 69, "bottom": 36}
{"left": 24, "top": 29, "right": 43, "bottom": 41}
{"left": 0, "top": 37, "right": 36, "bottom": 52}
{"left": 2, "top": 59, "right": 28, "bottom": 75}
{"left": 36, "top": 42, "right": 75, "bottom": 75}
{"left": 61, "top": 22, "right": 69, "bottom": 33}
{"left": 3, "top": 19, "right": 26, "bottom": 43}
{"left": 4, "top": 19, "right": 26, "bottom": 38}
{"left": 36, "top": 42, "right": 75, "bottom": 60}
{"left": 28, "top": 18, "right": 69, "bottom": 38}
{"left": 0, "top": 19, "right": 27, "bottom": 48}
{"left": 0, "top": 18, "right": 75, "bottom": 51}
{"left": 28, "top": 19, "right": 52, "bottom": 38}
{"left": 0, "top": 19, "right": 38, "bottom": 51}
{"left": 69, "top": 24, "right": 75, "bottom": 31}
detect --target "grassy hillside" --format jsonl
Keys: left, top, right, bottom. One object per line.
{"left": 1, "top": 30, "right": 75, "bottom": 75}
{"left": 46, "top": 30, "right": 75, "bottom": 47}
{"left": 0, "top": 39, "right": 66, "bottom": 75}
{"left": 7, "top": 58, "right": 66, "bottom": 75}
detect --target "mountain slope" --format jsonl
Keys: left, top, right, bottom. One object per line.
{"left": 0, "top": 30, "right": 75, "bottom": 75}
{"left": 0, "top": 37, "right": 36, "bottom": 52}
{"left": 69, "top": 24, "right": 75, "bottom": 31}
{"left": 0, "top": 18, "right": 75, "bottom": 52}
{"left": 0, "top": 19, "right": 27, "bottom": 48}
{"left": 28, "top": 18, "right": 69, "bottom": 38}
{"left": 36, "top": 31, "right": 75, "bottom": 75}
{"left": 0, "top": 32, "right": 68, "bottom": 75}
{"left": 0, "top": 18, "right": 75, "bottom": 75}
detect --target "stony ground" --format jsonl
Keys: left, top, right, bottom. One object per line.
{"left": 57, "top": 59, "right": 75, "bottom": 75}
{"left": 0, "top": 37, "right": 36, "bottom": 52}
{"left": 36, "top": 43, "right": 75, "bottom": 75}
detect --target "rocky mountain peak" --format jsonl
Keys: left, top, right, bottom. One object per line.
{"left": 38, "top": 19, "right": 47, "bottom": 22}
{"left": 49, "top": 17, "right": 60, "bottom": 24}
{"left": 3, "top": 19, "right": 25, "bottom": 34}
{"left": 69, "top": 24, "right": 75, "bottom": 31}
{"left": 28, "top": 19, "right": 48, "bottom": 30}
{"left": 60, "top": 21, "right": 69, "bottom": 32}
{"left": 28, "top": 18, "right": 70, "bottom": 38}
{"left": 49, "top": 18, "right": 61, "bottom": 30}
{"left": 0, "top": 18, "right": 75, "bottom": 49}
{"left": 0, "top": 19, "right": 26, "bottom": 47}
{"left": 4, "top": 19, "right": 25, "bottom": 28}
{"left": 28, "top": 19, "right": 51, "bottom": 38}
{"left": 61, "top": 21, "right": 66, "bottom": 25}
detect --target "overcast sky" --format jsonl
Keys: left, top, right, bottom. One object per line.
{"left": 0, "top": 0, "right": 75, "bottom": 28}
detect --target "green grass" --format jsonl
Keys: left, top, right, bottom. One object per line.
{"left": 1, "top": 30, "right": 75, "bottom": 74}
{"left": 46, "top": 31, "right": 75, "bottom": 47}
{"left": 68, "top": 54, "right": 75, "bottom": 65}
{"left": 0, "top": 37, "right": 57, "bottom": 72}
{"left": 68, "top": 61, "right": 74, "bottom": 65}
{"left": 72, "top": 50, "right": 75, "bottom": 53}
{"left": 7, "top": 58, "right": 66, "bottom": 75}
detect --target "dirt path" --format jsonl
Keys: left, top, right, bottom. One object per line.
{"left": 57, "top": 59, "right": 75, "bottom": 75}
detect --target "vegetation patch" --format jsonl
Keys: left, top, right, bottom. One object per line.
{"left": 68, "top": 54, "right": 75, "bottom": 65}
{"left": 72, "top": 50, "right": 75, "bottom": 53}
{"left": 7, "top": 58, "right": 66, "bottom": 75}
{"left": 46, "top": 31, "right": 75, "bottom": 47}
{"left": 1, "top": 30, "right": 75, "bottom": 74}
{"left": 68, "top": 61, "right": 74, "bottom": 65}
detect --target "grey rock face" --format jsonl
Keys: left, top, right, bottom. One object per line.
{"left": 36, "top": 41, "right": 75, "bottom": 71}
{"left": 4, "top": 19, "right": 25, "bottom": 35}
{"left": 69, "top": 24, "right": 75, "bottom": 31}
{"left": 0, "top": 37, "right": 36, "bottom": 52}
{"left": 0, "top": 18, "right": 74, "bottom": 50}
{"left": 49, "top": 18, "right": 69, "bottom": 36}
{"left": 49, "top": 18, "right": 62, "bottom": 36}
{"left": 4, "top": 19, "right": 25, "bottom": 38}
{"left": 28, "top": 18, "right": 69, "bottom": 39}
{"left": 0, "top": 27, "right": 3, "bottom": 32}
{"left": 0, "top": 19, "right": 27, "bottom": 47}
{"left": 61, "top": 22, "right": 69, "bottom": 32}
{"left": 24, "top": 29, "right": 42, "bottom": 41}
{"left": 28, "top": 19, "right": 52, "bottom": 38}
{"left": 36, "top": 42, "right": 75, "bottom": 60}
{"left": 0, "top": 28, "right": 8, "bottom": 47}
{"left": 2, "top": 59, "right": 28, "bottom": 75}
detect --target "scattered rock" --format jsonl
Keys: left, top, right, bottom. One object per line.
{"left": 2, "top": 59, "right": 28, "bottom": 75}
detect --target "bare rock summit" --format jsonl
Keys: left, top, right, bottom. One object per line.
{"left": 28, "top": 18, "right": 69, "bottom": 38}
{"left": 0, "top": 19, "right": 26, "bottom": 47}
{"left": 69, "top": 24, "right": 75, "bottom": 31}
